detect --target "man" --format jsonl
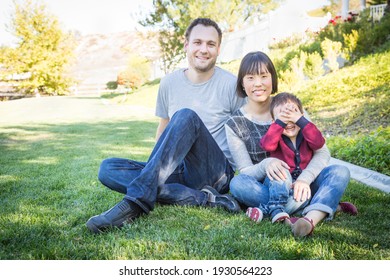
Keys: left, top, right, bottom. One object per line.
{"left": 86, "top": 18, "right": 246, "bottom": 233}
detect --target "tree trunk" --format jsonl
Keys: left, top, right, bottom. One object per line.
{"left": 360, "top": 0, "right": 366, "bottom": 11}
{"left": 342, "top": 0, "right": 350, "bottom": 20}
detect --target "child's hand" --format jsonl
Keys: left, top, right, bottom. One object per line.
{"left": 278, "top": 103, "right": 302, "bottom": 123}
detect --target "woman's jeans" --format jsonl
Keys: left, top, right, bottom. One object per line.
{"left": 230, "top": 165, "right": 350, "bottom": 219}
{"left": 97, "top": 108, "right": 234, "bottom": 214}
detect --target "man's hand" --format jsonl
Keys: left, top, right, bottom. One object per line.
{"left": 293, "top": 180, "right": 311, "bottom": 202}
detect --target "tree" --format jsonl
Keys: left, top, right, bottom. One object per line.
{"left": 139, "top": 0, "right": 276, "bottom": 72}
{"left": 0, "top": 0, "right": 75, "bottom": 95}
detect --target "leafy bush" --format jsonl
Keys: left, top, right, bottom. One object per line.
{"left": 106, "top": 81, "right": 118, "bottom": 90}
{"left": 299, "top": 40, "right": 322, "bottom": 56}
{"left": 321, "top": 38, "right": 343, "bottom": 72}
{"left": 289, "top": 51, "right": 306, "bottom": 80}
{"left": 355, "top": 12, "right": 390, "bottom": 56}
{"left": 278, "top": 69, "right": 301, "bottom": 92}
{"left": 219, "top": 59, "right": 241, "bottom": 76}
{"left": 117, "top": 54, "right": 151, "bottom": 90}
{"left": 327, "top": 127, "right": 390, "bottom": 176}
{"left": 342, "top": 29, "right": 359, "bottom": 61}
{"left": 272, "top": 49, "right": 300, "bottom": 73}
{"left": 318, "top": 12, "right": 361, "bottom": 44}
{"left": 304, "top": 51, "right": 324, "bottom": 79}
{"left": 316, "top": 10, "right": 390, "bottom": 62}
{"left": 271, "top": 4, "right": 390, "bottom": 78}
{"left": 277, "top": 50, "right": 324, "bottom": 91}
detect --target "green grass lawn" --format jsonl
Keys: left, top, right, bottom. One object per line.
{"left": 1, "top": 113, "right": 389, "bottom": 260}
{"left": 1, "top": 35, "right": 389, "bottom": 261}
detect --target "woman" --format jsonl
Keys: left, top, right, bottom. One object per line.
{"left": 225, "top": 51, "right": 356, "bottom": 237}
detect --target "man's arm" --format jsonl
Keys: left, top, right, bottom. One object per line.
{"left": 155, "top": 117, "right": 170, "bottom": 142}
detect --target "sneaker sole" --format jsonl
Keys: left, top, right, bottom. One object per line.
{"left": 202, "top": 185, "right": 240, "bottom": 213}
{"left": 271, "top": 212, "right": 290, "bottom": 223}
{"left": 292, "top": 218, "right": 314, "bottom": 237}
{"left": 86, "top": 218, "right": 103, "bottom": 234}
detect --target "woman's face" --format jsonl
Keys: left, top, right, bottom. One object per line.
{"left": 242, "top": 67, "right": 273, "bottom": 103}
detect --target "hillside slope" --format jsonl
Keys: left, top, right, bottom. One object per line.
{"left": 69, "top": 31, "right": 159, "bottom": 86}
{"left": 295, "top": 46, "right": 389, "bottom": 136}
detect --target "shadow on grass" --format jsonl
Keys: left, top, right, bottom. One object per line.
{"left": 67, "top": 96, "right": 102, "bottom": 100}
{"left": 0, "top": 119, "right": 158, "bottom": 258}
{"left": 100, "top": 92, "right": 130, "bottom": 99}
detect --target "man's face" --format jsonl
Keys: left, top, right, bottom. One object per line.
{"left": 184, "top": 24, "right": 220, "bottom": 73}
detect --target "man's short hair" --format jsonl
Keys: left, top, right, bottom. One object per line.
{"left": 185, "top": 18, "right": 222, "bottom": 45}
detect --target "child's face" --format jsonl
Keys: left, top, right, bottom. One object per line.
{"left": 273, "top": 103, "right": 301, "bottom": 139}
{"left": 242, "top": 67, "right": 273, "bottom": 103}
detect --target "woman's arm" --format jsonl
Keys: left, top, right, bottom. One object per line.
{"left": 226, "top": 125, "right": 289, "bottom": 181}
{"left": 297, "top": 117, "right": 325, "bottom": 150}
{"left": 297, "top": 111, "right": 330, "bottom": 184}
{"left": 226, "top": 125, "right": 268, "bottom": 180}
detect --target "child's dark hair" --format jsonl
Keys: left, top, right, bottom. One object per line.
{"left": 236, "top": 51, "right": 278, "bottom": 98}
{"left": 270, "top": 92, "right": 303, "bottom": 119}
{"left": 185, "top": 18, "right": 222, "bottom": 45}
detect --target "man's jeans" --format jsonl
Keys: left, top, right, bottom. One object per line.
{"left": 97, "top": 108, "right": 234, "bottom": 213}
{"left": 230, "top": 165, "right": 350, "bottom": 219}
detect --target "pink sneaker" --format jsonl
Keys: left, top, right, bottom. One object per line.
{"left": 246, "top": 207, "right": 263, "bottom": 223}
{"left": 338, "top": 202, "right": 358, "bottom": 216}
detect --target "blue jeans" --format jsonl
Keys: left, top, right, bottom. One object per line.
{"left": 230, "top": 165, "right": 350, "bottom": 220}
{"left": 97, "top": 108, "right": 234, "bottom": 213}
{"left": 262, "top": 172, "right": 293, "bottom": 218}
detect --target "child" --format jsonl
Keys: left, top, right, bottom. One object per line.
{"left": 261, "top": 92, "right": 326, "bottom": 179}
{"left": 259, "top": 92, "right": 326, "bottom": 223}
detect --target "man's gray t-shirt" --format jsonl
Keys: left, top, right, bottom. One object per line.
{"left": 155, "top": 66, "right": 246, "bottom": 168}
